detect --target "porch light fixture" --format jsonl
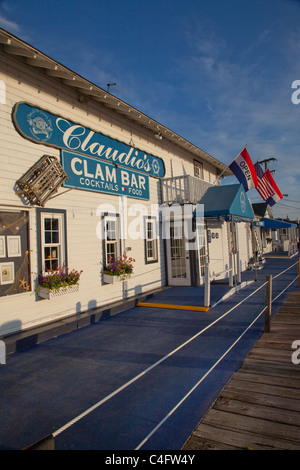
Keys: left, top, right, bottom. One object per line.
{"left": 129, "top": 135, "right": 135, "bottom": 147}
{"left": 107, "top": 83, "right": 116, "bottom": 93}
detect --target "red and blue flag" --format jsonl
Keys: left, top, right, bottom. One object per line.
{"left": 229, "top": 147, "right": 258, "bottom": 192}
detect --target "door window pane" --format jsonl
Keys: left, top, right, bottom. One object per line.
{"left": 170, "top": 224, "right": 186, "bottom": 278}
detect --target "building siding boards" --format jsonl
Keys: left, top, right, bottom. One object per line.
{"left": 0, "top": 49, "right": 219, "bottom": 336}
{"left": 0, "top": 35, "right": 259, "bottom": 337}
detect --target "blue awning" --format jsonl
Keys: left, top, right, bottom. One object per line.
{"left": 254, "top": 218, "right": 297, "bottom": 229}
{"left": 198, "top": 184, "right": 254, "bottom": 221}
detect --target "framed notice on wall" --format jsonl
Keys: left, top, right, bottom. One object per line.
{"left": 0, "top": 210, "right": 30, "bottom": 296}
{"left": 0, "top": 236, "right": 6, "bottom": 258}
{"left": 7, "top": 236, "right": 21, "bottom": 257}
{"left": 0, "top": 262, "right": 15, "bottom": 285}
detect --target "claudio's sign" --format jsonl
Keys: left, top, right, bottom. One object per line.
{"left": 62, "top": 150, "right": 150, "bottom": 200}
{"left": 12, "top": 102, "right": 165, "bottom": 178}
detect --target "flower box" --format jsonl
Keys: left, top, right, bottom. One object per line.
{"left": 36, "top": 267, "right": 83, "bottom": 299}
{"left": 103, "top": 255, "right": 134, "bottom": 283}
{"left": 38, "top": 284, "right": 79, "bottom": 299}
{"left": 103, "top": 273, "right": 128, "bottom": 284}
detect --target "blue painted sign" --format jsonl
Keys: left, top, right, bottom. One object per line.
{"left": 12, "top": 102, "right": 165, "bottom": 178}
{"left": 61, "top": 150, "right": 150, "bottom": 200}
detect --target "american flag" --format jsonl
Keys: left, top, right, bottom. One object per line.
{"left": 264, "top": 168, "right": 283, "bottom": 206}
{"left": 254, "top": 162, "right": 275, "bottom": 201}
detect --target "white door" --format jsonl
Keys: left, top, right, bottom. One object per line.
{"left": 166, "top": 222, "right": 191, "bottom": 286}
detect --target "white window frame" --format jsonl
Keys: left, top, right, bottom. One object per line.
{"left": 104, "top": 215, "right": 119, "bottom": 265}
{"left": 145, "top": 217, "right": 158, "bottom": 264}
{"left": 194, "top": 160, "right": 204, "bottom": 180}
{"left": 41, "top": 212, "right": 66, "bottom": 273}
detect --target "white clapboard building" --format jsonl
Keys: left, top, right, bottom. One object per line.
{"left": 0, "top": 29, "right": 257, "bottom": 337}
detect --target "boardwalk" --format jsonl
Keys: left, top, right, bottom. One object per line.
{"left": 0, "top": 257, "right": 298, "bottom": 450}
{"left": 183, "top": 289, "right": 300, "bottom": 450}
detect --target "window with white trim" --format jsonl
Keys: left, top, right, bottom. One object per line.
{"left": 145, "top": 217, "right": 158, "bottom": 263}
{"left": 104, "top": 215, "right": 119, "bottom": 264}
{"left": 40, "top": 212, "right": 66, "bottom": 273}
{"left": 194, "top": 160, "right": 204, "bottom": 179}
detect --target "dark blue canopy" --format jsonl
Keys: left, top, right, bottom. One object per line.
{"left": 198, "top": 184, "right": 254, "bottom": 221}
{"left": 254, "top": 218, "right": 297, "bottom": 229}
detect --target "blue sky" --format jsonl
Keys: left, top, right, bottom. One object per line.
{"left": 1, "top": 0, "right": 300, "bottom": 220}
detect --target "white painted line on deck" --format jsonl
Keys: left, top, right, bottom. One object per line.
{"left": 135, "top": 305, "right": 268, "bottom": 450}
{"left": 52, "top": 281, "right": 268, "bottom": 439}
{"left": 135, "top": 273, "right": 299, "bottom": 449}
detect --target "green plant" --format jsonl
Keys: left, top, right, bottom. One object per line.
{"left": 103, "top": 255, "right": 135, "bottom": 280}
{"left": 36, "top": 267, "right": 83, "bottom": 291}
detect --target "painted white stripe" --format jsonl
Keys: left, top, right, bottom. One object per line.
{"left": 135, "top": 271, "right": 299, "bottom": 449}
{"left": 135, "top": 305, "right": 268, "bottom": 450}
{"left": 52, "top": 281, "right": 267, "bottom": 438}
{"left": 53, "top": 261, "right": 298, "bottom": 441}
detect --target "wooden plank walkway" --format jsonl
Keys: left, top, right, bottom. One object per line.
{"left": 183, "top": 289, "right": 300, "bottom": 450}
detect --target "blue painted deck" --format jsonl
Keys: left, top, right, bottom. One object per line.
{"left": 0, "top": 255, "right": 298, "bottom": 450}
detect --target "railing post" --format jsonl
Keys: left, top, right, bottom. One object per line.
{"left": 229, "top": 254, "right": 233, "bottom": 287}
{"left": 0, "top": 340, "right": 6, "bottom": 365}
{"left": 297, "top": 259, "right": 300, "bottom": 288}
{"left": 264, "top": 274, "right": 272, "bottom": 333}
{"left": 204, "top": 257, "right": 210, "bottom": 307}
{"left": 236, "top": 251, "right": 241, "bottom": 283}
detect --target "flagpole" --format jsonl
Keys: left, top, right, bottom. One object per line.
{"left": 213, "top": 145, "right": 247, "bottom": 185}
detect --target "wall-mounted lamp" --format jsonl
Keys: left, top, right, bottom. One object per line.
{"left": 155, "top": 132, "right": 162, "bottom": 140}
{"left": 107, "top": 83, "right": 116, "bottom": 93}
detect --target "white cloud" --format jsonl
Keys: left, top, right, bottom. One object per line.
{"left": 0, "top": 14, "right": 20, "bottom": 33}
{"left": 171, "top": 16, "right": 300, "bottom": 219}
{"left": 0, "top": 1, "right": 21, "bottom": 34}
{"left": 0, "top": 0, "right": 297, "bottom": 218}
